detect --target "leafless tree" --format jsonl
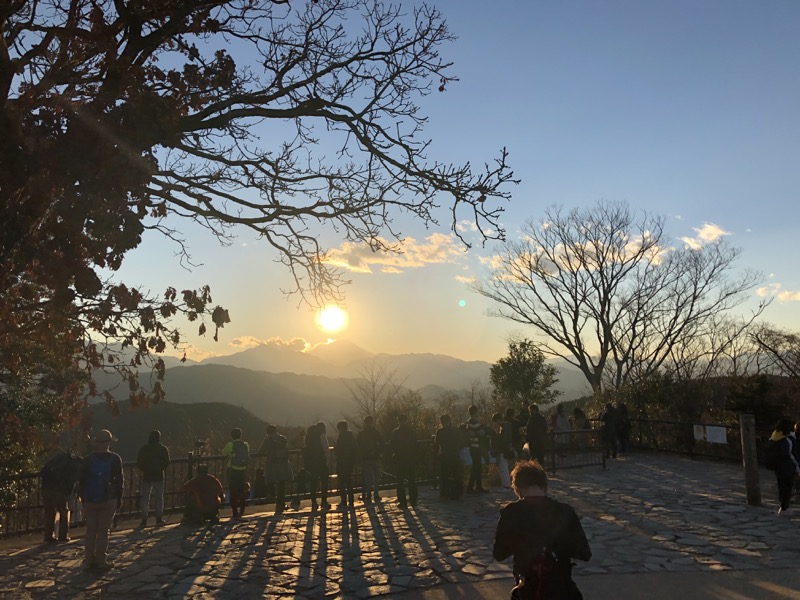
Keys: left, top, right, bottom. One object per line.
{"left": 752, "top": 325, "right": 800, "bottom": 379}
{"left": 345, "top": 361, "right": 405, "bottom": 420}
{"left": 474, "top": 200, "right": 767, "bottom": 393}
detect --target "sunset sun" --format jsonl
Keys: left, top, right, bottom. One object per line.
{"left": 316, "top": 305, "right": 348, "bottom": 333}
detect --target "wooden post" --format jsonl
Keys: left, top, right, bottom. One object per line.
{"left": 739, "top": 413, "right": 762, "bottom": 506}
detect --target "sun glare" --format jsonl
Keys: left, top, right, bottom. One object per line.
{"left": 316, "top": 306, "right": 348, "bottom": 333}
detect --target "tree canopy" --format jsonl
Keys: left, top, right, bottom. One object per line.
{"left": 490, "top": 338, "right": 560, "bottom": 410}
{"left": 0, "top": 0, "right": 515, "bottom": 453}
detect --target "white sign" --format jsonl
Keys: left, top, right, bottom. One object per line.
{"left": 705, "top": 426, "right": 728, "bottom": 444}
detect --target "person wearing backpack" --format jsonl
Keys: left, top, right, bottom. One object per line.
{"left": 257, "top": 424, "right": 294, "bottom": 514}
{"left": 136, "top": 430, "right": 171, "bottom": 528}
{"left": 357, "top": 415, "right": 384, "bottom": 504}
{"left": 41, "top": 444, "right": 82, "bottom": 543}
{"left": 79, "top": 429, "right": 124, "bottom": 572}
{"left": 493, "top": 460, "right": 591, "bottom": 600}
{"left": 767, "top": 417, "right": 800, "bottom": 515}
{"left": 222, "top": 428, "right": 250, "bottom": 519}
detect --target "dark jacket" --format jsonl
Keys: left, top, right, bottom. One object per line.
{"left": 41, "top": 450, "right": 82, "bottom": 496}
{"left": 771, "top": 432, "right": 800, "bottom": 479}
{"left": 525, "top": 413, "right": 548, "bottom": 447}
{"left": 389, "top": 423, "right": 419, "bottom": 467}
{"left": 434, "top": 425, "right": 464, "bottom": 458}
{"left": 334, "top": 430, "right": 359, "bottom": 473}
{"left": 137, "top": 442, "right": 171, "bottom": 482}
{"left": 494, "top": 496, "right": 591, "bottom": 600}
{"left": 357, "top": 425, "right": 384, "bottom": 461}
{"left": 258, "top": 433, "right": 294, "bottom": 483}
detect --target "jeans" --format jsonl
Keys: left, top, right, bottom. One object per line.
{"left": 361, "top": 459, "right": 381, "bottom": 500}
{"left": 84, "top": 498, "right": 118, "bottom": 565}
{"left": 140, "top": 480, "right": 165, "bottom": 520}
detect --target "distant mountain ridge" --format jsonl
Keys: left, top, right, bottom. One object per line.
{"left": 192, "top": 340, "right": 590, "bottom": 401}
{"left": 91, "top": 341, "right": 590, "bottom": 427}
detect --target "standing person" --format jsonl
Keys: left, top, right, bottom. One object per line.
{"left": 516, "top": 407, "right": 530, "bottom": 456}
{"left": 616, "top": 403, "right": 632, "bottom": 454}
{"left": 464, "top": 405, "right": 488, "bottom": 493}
{"left": 493, "top": 460, "right": 592, "bottom": 600}
{"left": 505, "top": 408, "right": 523, "bottom": 457}
{"left": 553, "top": 405, "right": 571, "bottom": 458}
{"left": 303, "top": 424, "right": 330, "bottom": 511}
{"left": 599, "top": 403, "right": 618, "bottom": 459}
{"left": 79, "top": 429, "right": 124, "bottom": 572}
{"left": 334, "top": 420, "right": 358, "bottom": 510}
{"left": 572, "top": 407, "right": 590, "bottom": 454}
{"left": 389, "top": 414, "right": 419, "bottom": 508}
{"left": 767, "top": 417, "right": 800, "bottom": 514}
{"left": 257, "top": 424, "right": 294, "bottom": 514}
{"left": 492, "top": 413, "right": 514, "bottom": 490}
{"left": 41, "top": 445, "right": 82, "bottom": 543}
{"left": 525, "top": 404, "right": 548, "bottom": 464}
{"left": 136, "top": 430, "right": 170, "bottom": 528}
{"left": 357, "top": 415, "right": 384, "bottom": 504}
{"left": 222, "top": 428, "right": 250, "bottom": 519}
{"left": 433, "top": 415, "right": 464, "bottom": 500}
{"left": 181, "top": 464, "right": 225, "bottom": 527}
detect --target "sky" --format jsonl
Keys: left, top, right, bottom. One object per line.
{"left": 116, "top": 0, "right": 800, "bottom": 364}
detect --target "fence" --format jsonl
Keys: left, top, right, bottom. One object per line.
{"left": 0, "top": 428, "right": 605, "bottom": 539}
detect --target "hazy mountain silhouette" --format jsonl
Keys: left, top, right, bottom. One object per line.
{"left": 91, "top": 341, "right": 590, "bottom": 428}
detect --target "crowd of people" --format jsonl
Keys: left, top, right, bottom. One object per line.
{"left": 37, "top": 405, "right": 800, "bottom": 598}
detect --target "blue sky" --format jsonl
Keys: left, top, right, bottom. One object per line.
{"left": 118, "top": 0, "right": 800, "bottom": 363}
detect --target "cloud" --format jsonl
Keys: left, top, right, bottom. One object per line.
{"left": 229, "top": 336, "right": 311, "bottom": 351}
{"left": 757, "top": 283, "right": 800, "bottom": 302}
{"left": 679, "top": 223, "right": 731, "bottom": 249}
{"left": 181, "top": 345, "right": 220, "bottom": 362}
{"left": 324, "top": 233, "right": 465, "bottom": 274}
{"left": 455, "top": 275, "right": 476, "bottom": 284}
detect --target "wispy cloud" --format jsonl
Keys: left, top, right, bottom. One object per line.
{"left": 679, "top": 223, "right": 731, "bottom": 250}
{"left": 181, "top": 344, "right": 220, "bottom": 362}
{"left": 229, "top": 336, "right": 312, "bottom": 351}
{"left": 324, "top": 233, "right": 465, "bottom": 274}
{"left": 757, "top": 283, "right": 800, "bottom": 302}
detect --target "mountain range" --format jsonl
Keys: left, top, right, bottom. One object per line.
{"left": 92, "top": 341, "right": 591, "bottom": 427}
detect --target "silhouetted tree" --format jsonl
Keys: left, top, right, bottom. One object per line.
{"left": 475, "top": 200, "right": 766, "bottom": 393}
{"left": 490, "top": 338, "right": 560, "bottom": 412}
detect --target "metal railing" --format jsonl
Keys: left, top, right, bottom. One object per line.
{"left": 1, "top": 429, "right": 606, "bottom": 539}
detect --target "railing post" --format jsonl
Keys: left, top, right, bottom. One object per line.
{"left": 739, "top": 413, "right": 762, "bottom": 507}
{"left": 187, "top": 451, "right": 195, "bottom": 480}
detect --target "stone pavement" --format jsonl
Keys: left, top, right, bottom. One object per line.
{"left": 1, "top": 453, "right": 799, "bottom": 599}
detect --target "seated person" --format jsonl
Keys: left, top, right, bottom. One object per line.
{"left": 182, "top": 465, "right": 224, "bottom": 526}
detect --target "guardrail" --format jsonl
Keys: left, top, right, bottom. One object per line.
{"left": 0, "top": 428, "right": 604, "bottom": 539}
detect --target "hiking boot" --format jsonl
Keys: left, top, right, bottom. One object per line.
{"left": 155, "top": 518, "right": 166, "bottom": 527}
{"left": 138, "top": 519, "right": 148, "bottom": 529}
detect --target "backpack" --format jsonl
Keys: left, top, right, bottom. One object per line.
{"left": 84, "top": 454, "right": 114, "bottom": 503}
{"left": 231, "top": 439, "right": 250, "bottom": 468}
{"left": 515, "top": 541, "right": 562, "bottom": 600}
{"left": 764, "top": 439, "right": 779, "bottom": 471}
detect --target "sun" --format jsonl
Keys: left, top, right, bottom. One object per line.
{"left": 316, "top": 305, "right": 349, "bottom": 333}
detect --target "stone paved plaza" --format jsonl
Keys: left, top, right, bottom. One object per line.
{"left": 1, "top": 453, "right": 797, "bottom": 599}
